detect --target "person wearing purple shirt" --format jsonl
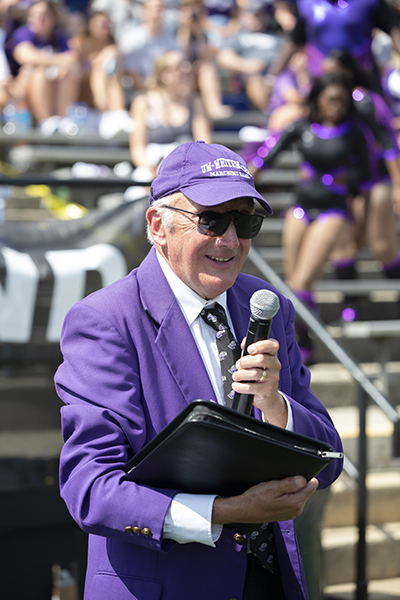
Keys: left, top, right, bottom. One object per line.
{"left": 55, "top": 140, "right": 343, "bottom": 599}
{"left": 265, "top": 0, "right": 400, "bottom": 101}
{"left": 7, "top": 0, "right": 82, "bottom": 135}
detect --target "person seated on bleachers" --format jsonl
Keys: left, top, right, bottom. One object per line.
{"left": 266, "top": 0, "right": 400, "bottom": 100}
{"left": 265, "top": 49, "right": 310, "bottom": 132}
{"left": 253, "top": 74, "right": 376, "bottom": 363}
{"left": 89, "top": 0, "right": 141, "bottom": 43}
{"left": 69, "top": 10, "right": 133, "bottom": 139}
{"left": 215, "top": 2, "right": 284, "bottom": 111}
{"left": 127, "top": 48, "right": 211, "bottom": 197}
{"left": 62, "top": 0, "right": 91, "bottom": 36}
{"left": 118, "top": 0, "right": 179, "bottom": 95}
{"left": 176, "top": 0, "right": 233, "bottom": 119}
{"left": 201, "top": 0, "right": 239, "bottom": 53}
{"left": 6, "top": 0, "right": 82, "bottom": 135}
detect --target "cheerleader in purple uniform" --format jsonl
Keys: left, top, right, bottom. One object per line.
{"left": 323, "top": 50, "right": 400, "bottom": 290}
{"left": 252, "top": 73, "right": 376, "bottom": 361}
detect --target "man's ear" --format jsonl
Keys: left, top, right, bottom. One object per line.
{"left": 146, "top": 207, "right": 168, "bottom": 247}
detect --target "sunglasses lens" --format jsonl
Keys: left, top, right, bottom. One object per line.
{"left": 235, "top": 214, "right": 264, "bottom": 238}
{"left": 198, "top": 213, "right": 230, "bottom": 236}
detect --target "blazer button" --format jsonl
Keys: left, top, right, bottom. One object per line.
{"left": 142, "top": 528, "right": 152, "bottom": 537}
{"left": 233, "top": 533, "right": 245, "bottom": 545}
{"left": 124, "top": 526, "right": 134, "bottom": 534}
{"left": 132, "top": 526, "right": 142, "bottom": 535}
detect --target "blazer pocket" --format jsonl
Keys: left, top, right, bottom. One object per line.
{"left": 91, "top": 572, "right": 163, "bottom": 599}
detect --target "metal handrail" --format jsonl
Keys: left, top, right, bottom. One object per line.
{"left": 247, "top": 245, "right": 400, "bottom": 600}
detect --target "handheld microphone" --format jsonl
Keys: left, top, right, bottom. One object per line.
{"left": 231, "top": 289, "right": 280, "bottom": 415}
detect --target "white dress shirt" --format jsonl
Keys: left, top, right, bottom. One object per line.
{"left": 156, "top": 252, "right": 293, "bottom": 546}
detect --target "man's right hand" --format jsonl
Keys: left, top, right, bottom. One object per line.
{"left": 212, "top": 476, "right": 319, "bottom": 524}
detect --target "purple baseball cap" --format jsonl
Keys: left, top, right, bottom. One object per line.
{"left": 149, "top": 140, "right": 273, "bottom": 214}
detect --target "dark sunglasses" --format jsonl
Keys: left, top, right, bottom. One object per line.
{"left": 161, "top": 205, "right": 264, "bottom": 239}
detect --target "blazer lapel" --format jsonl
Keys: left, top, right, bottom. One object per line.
{"left": 137, "top": 249, "right": 217, "bottom": 405}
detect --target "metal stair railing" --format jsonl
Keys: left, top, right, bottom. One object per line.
{"left": 247, "top": 246, "right": 400, "bottom": 600}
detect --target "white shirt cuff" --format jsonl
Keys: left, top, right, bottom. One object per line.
{"left": 163, "top": 493, "right": 223, "bottom": 546}
{"left": 261, "top": 391, "right": 293, "bottom": 430}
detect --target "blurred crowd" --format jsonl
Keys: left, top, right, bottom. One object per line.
{"left": 1, "top": 0, "right": 400, "bottom": 362}
{"left": 0, "top": 0, "right": 399, "bottom": 148}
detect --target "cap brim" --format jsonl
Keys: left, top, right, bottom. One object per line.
{"left": 180, "top": 181, "right": 273, "bottom": 215}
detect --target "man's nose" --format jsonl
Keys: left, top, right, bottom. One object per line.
{"left": 216, "top": 220, "right": 240, "bottom": 246}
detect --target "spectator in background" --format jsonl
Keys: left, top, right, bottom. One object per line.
{"left": 7, "top": 0, "right": 82, "bottom": 135}
{"left": 0, "top": 14, "right": 12, "bottom": 109}
{"left": 62, "top": 0, "right": 91, "bottom": 36}
{"left": 202, "top": 0, "right": 238, "bottom": 52}
{"left": 372, "top": 31, "right": 400, "bottom": 134}
{"left": 266, "top": 0, "right": 400, "bottom": 95}
{"left": 381, "top": 51, "right": 400, "bottom": 134}
{"left": 89, "top": 0, "right": 141, "bottom": 42}
{"left": 70, "top": 10, "right": 133, "bottom": 139}
{"left": 216, "top": 3, "right": 283, "bottom": 111}
{"left": 127, "top": 48, "right": 211, "bottom": 197}
{"left": 176, "top": 0, "right": 233, "bottom": 119}
{"left": 265, "top": 49, "right": 310, "bottom": 132}
{"left": 119, "top": 0, "right": 178, "bottom": 93}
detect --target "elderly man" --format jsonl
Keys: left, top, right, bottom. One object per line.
{"left": 55, "top": 140, "right": 343, "bottom": 600}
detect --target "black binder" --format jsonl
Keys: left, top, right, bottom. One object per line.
{"left": 124, "top": 400, "right": 342, "bottom": 496}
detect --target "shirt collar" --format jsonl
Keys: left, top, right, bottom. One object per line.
{"left": 156, "top": 250, "right": 228, "bottom": 326}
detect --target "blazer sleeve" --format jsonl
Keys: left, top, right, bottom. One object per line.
{"left": 272, "top": 292, "right": 344, "bottom": 488}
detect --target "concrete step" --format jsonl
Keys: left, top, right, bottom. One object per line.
{"left": 323, "top": 470, "right": 400, "bottom": 529}
{"left": 309, "top": 362, "right": 400, "bottom": 409}
{"left": 324, "top": 578, "right": 400, "bottom": 599}
{"left": 321, "top": 521, "right": 400, "bottom": 586}
{"left": 327, "top": 404, "right": 399, "bottom": 469}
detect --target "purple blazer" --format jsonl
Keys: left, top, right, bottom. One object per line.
{"left": 55, "top": 247, "right": 343, "bottom": 600}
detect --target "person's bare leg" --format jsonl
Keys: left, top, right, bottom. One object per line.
{"left": 366, "top": 183, "right": 398, "bottom": 262}
{"left": 245, "top": 74, "right": 268, "bottom": 111}
{"left": 90, "top": 47, "right": 125, "bottom": 112}
{"left": 55, "top": 62, "right": 82, "bottom": 116}
{"left": 290, "top": 216, "right": 354, "bottom": 291}
{"left": 26, "top": 66, "right": 55, "bottom": 120}
{"left": 282, "top": 208, "right": 308, "bottom": 285}
{"left": 197, "top": 60, "right": 233, "bottom": 119}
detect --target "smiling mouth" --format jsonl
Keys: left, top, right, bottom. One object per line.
{"left": 207, "top": 256, "right": 233, "bottom": 263}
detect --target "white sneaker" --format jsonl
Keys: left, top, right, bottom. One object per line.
{"left": 98, "top": 110, "right": 136, "bottom": 139}
{"left": 58, "top": 116, "right": 79, "bottom": 137}
{"left": 40, "top": 115, "right": 62, "bottom": 137}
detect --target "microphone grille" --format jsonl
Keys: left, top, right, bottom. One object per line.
{"left": 250, "top": 289, "right": 280, "bottom": 320}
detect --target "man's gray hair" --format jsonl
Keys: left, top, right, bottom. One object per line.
{"left": 146, "top": 192, "right": 183, "bottom": 245}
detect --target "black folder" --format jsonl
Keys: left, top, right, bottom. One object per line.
{"left": 124, "top": 400, "right": 342, "bottom": 496}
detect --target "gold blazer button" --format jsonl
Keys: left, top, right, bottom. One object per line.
{"left": 124, "top": 526, "right": 134, "bottom": 534}
{"left": 142, "top": 528, "right": 152, "bottom": 537}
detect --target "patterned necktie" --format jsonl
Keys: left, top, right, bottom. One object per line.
{"left": 249, "top": 522, "right": 276, "bottom": 573}
{"left": 200, "top": 303, "right": 241, "bottom": 407}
